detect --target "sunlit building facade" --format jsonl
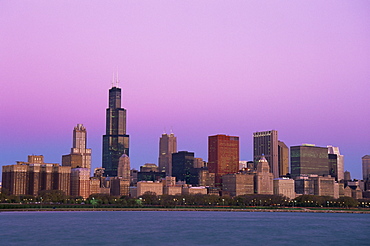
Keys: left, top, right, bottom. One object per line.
{"left": 62, "top": 124, "right": 92, "bottom": 172}
{"left": 208, "top": 134, "right": 239, "bottom": 187}
{"left": 158, "top": 132, "right": 177, "bottom": 175}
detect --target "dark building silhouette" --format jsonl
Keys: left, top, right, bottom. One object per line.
{"left": 328, "top": 153, "right": 339, "bottom": 181}
{"left": 102, "top": 84, "right": 129, "bottom": 177}
{"left": 172, "top": 151, "right": 197, "bottom": 185}
{"left": 137, "top": 171, "right": 166, "bottom": 182}
{"left": 208, "top": 134, "right": 239, "bottom": 187}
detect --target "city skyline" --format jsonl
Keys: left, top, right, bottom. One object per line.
{"left": 0, "top": 1, "right": 369, "bottom": 180}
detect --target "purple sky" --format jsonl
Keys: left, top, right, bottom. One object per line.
{"left": 1, "top": 1, "right": 369, "bottom": 179}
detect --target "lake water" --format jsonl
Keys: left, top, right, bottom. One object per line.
{"left": 0, "top": 211, "right": 369, "bottom": 245}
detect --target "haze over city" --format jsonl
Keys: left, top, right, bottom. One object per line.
{"left": 0, "top": 1, "right": 369, "bottom": 179}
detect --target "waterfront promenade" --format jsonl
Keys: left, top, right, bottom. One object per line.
{"left": 1, "top": 207, "right": 370, "bottom": 214}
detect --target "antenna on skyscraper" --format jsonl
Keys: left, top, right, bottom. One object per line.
{"left": 170, "top": 126, "right": 173, "bottom": 134}
{"left": 111, "top": 72, "right": 114, "bottom": 88}
{"left": 115, "top": 67, "right": 120, "bottom": 87}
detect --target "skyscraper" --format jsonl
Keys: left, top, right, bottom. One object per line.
{"left": 208, "top": 134, "right": 239, "bottom": 187}
{"left": 253, "top": 130, "right": 279, "bottom": 178}
{"left": 102, "top": 83, "right": 129, "bottom": 177}
{"left": 290, "top": 144, "right": 329, "bottom": 178}
{"left": 362, "top": 155, "right": 370, "bottom": 181}
{"left": 327, "top": 145, "right": 344, "bottom": 181}
{"left": 158, "top": 132, "right": 177, "bottom": 176}
{"left": 117, "top": 154, "right": 130, "bottom": 180}
{"left": 278, "top": 140, "right": 289, "bottom": 177}
{"left": 172, "top": 151, "right": 195, "bottom": 184}
{"left": 62, "top": 124, "right": 92, "bottom": 171}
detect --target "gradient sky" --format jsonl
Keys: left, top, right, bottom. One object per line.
{"left": 1, "top": 1, "right": 369, "bottom": 180}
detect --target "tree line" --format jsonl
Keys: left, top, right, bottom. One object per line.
{"left": 1, "top": 189, "right": 368, "bottom": 208}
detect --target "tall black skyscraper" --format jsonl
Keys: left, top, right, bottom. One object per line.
{"left": 102, "top": 84, "right": 129, "bottom": 177}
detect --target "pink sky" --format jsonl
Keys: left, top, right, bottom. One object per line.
{"left": 0, "top": 1, "right": 369, "bottom": 179}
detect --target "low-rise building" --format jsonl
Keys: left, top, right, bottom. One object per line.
{"left": 182, "top": 186, "right": 207, "bottom": 195}
{"left": 2, "top": 155, "right": 70, "bottom": 196}
{"left": 273, "top": 178, "right": 296, "bottom": 199}
{"left": 222, "top": 173, "right": 254, "bottom": 196}
{"left": 136, "top": 181, "right": 163, "bottom": 197}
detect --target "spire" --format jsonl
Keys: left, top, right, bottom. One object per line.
{"left": 116, "top": 70, "right": 119, "bottom": 87}
{"left": 111, "top": 69, "right": 120, "bottom": 88}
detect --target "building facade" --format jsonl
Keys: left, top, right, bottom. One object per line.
{"left": 136, "top": 181, "right": 163, "bottom": 197}
{"left": 327, "top": 145, "right": 344, "bottom": 181}
{"left": 222, "top": 173, "right": 254, "bottom": 196}
{"left": 290, "top": 145, "right": 329, "bottom": 178}
{"left": 117, "top": 154, "right": 130, "bottom": 180}
{"left": 2, "top": 155, "right": 70, "bottom": 196}
{"left": 254, "top": 156, "right": 274, "bottom": 194}
{"left": 62, "top": 124, "right": 92, "bottom": 171}
{"left": 102, "top": 85, "right": 130, "bottom": 177}
{"left": 273, "top": 178, "right": 295, "bottom": 199}
{"left": 294, "top": 175, "right": 338, "bottom": 198}
{"left": 208, "top": 134, "right": 239, "bottom": 187}
{"left": 158, "top": 132, "right": 177, "bottom": 175}
{"left": 278, "top": 141, "right": 289, "bottom": 177}
{"left": 362, "top": 155, "right": 370, "bottom": 181}
{"left": 172, "top": 151, "right": 195, "bottom": 184}
{"left": 253, "top": 130, "right": 279, "bottom": 178}
{"left": 70, "top": 168, "right": 90, "bottom": 199}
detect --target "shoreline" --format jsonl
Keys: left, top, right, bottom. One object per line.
{"left": 1, "top": 207, "right": 370, "bottom": 214}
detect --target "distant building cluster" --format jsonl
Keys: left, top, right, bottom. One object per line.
{"left": 2, "top": 84, "right": 370, "bottom": 200}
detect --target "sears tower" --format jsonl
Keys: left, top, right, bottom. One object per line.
{"left": 102, "top": 79, "right": 129, "bottom": 177}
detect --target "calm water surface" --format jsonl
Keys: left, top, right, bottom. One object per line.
{"left": 0, "top": 211, "right": 369, "bottom": 245}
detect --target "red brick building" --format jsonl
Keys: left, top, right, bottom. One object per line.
{"left": 208, "top": 135, "right": 239, "bottom": 187}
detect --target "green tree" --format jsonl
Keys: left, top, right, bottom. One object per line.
{"left": 336, "top": 197, "right": 358, "bottom": 208}
{"left": 37, "top": 190, "right": 67, "bottom": 203}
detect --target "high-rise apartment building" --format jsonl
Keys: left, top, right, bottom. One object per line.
{"left": 327, "top": 145, "right": 344, "bottom": 181}
{"left": 362, "top": 155, "right": 370, "bottom": 181}
{"left": 102, "top": 84, "right": 130, "bottom": 177}
{"left": 278, "top": 141, "right": 289, "bottom": 177}
{"left": 208, "top": 134, "right": 239, "bottom": 187}
{"left": 62, "top": 124, "right": 92, "bottom": 172}
{"left": 2, "top": 155, "right": 70, "bottom": 196}
{"left": 253, "top": 130, "right": 279, "bottom": 178}
{"left": 158, "top": 132, "right": 177, "bottom": 175}
{"left": 290, "top": 145, "right": 329, "bottom": 178}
